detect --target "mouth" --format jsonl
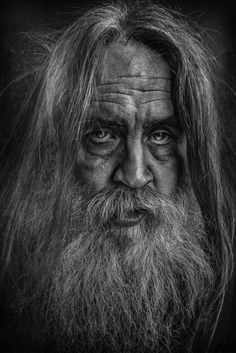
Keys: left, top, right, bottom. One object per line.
{"left": 115, "top": 209, "right": 146, "bottom": 227}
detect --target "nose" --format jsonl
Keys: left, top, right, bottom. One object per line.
{"left": 113, "top": 138, "right": 153, "bottom": 188}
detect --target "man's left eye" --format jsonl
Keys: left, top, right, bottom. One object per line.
{"left": 149, "top": 131, "right": 173, "bottom": 145}
{"left": 89, "top": 129, "right": 115, "bottom": 143}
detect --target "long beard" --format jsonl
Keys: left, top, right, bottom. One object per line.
{"left": 51, "top": 186, "right": 214, "bottom": 352}
{"left": 7, "top": 185, "right": 214, "bottom": 353}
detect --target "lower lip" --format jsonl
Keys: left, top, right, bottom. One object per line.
{"left": 116, "top": 211, "right": 146, "bottom": 227}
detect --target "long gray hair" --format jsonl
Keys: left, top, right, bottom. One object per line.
{"left": 1, "top": 0, "right": 235, "bottom": 348}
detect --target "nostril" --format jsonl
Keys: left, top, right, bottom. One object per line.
{"left": 113, "top": 163, "right": 153, "bottom": 188}
{"left": 112, "top": 147, "right": 154, "bottom": 188}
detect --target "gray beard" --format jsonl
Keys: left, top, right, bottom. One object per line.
{"left": 8, "top": 185, "right": 215, "bottom": 353}
{"left": 50, "top": 185, "right": 214, "bottom": 353}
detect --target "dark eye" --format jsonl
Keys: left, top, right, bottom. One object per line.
{"left": 88, "top": 129, "right": 115, "bottom": 143}
{"left": 149, "top": 131, "right": 172, "bottom": 145}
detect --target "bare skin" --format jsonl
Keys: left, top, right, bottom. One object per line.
{"left": 77, "top": 41, "right": 185, "bottom": 201}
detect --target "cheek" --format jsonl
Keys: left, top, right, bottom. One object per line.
{"left": 153, "top": 159, "right": 178, "bottom": 195}
{"left": 75, "top": 148, "right": 116, "bottom": 192}
{"left": 152, "top": 146, "right": 186, "bottom": 195}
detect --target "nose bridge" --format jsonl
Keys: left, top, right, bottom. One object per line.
{"left": 126, "top": 137, "right": 145, "bottom": 180}
{"left": 114, "top": 136, "right": 153, "bottom": 188}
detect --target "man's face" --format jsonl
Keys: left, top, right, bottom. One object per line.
{"left": 77, "top": 41, "right": 185, "bottom": 207}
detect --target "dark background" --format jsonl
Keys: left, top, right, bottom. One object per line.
{"left": 0, "top": 2, "right": 236, "bottom": 352}
{"left": 1, "top": 0, "right": 236, "bottom": 78}
{"left": 1, "top": 0, "right": 235, "bottom": 62}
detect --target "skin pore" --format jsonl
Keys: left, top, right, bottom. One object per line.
{"left": 77, "top": 40, "right": 185, "bottom": 210}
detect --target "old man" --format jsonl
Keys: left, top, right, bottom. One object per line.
{"left": 0, "top": 1, "right": 235, "bottom": 353}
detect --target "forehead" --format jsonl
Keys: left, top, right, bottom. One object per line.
{"left": 99, "top": 40, "right": 171, "bottom": 84}
{"left": 93, "top": 41, "right": 173, "bottom": 124}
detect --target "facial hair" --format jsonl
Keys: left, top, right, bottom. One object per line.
{"left": 4, "top": 184, "right": 215, "bottom": 353}
{"left": 46, "top": 185, "right": 214, "bottom": 353}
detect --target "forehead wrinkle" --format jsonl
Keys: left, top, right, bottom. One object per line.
{"left": 114, "top": 76, "right": 171, "bottom": 79}
{"left": 90, "top": 100, "right": 175, "bottom": 129}
{"left": 94, "top": 87, "right": 172, "bottom": 111}
{"left": 97, "top": 78, "right": 171, "bottom": 93}
{"left": 95, "top": 91, "right": 171, "bottom": 104}
{"left": 143, "top": 98, "right": 174, "bottom": 117}
{"left": 91, "top": 99, "right": 137, "bottom": 122}
{"left": 139, "top": 97, "right": 172, "bottom": 105}
{"left": 95, "top": 80, "right": 172, "bottom": 109}
{"left": 98, "top": 76, "right": 171, "bottom": 82}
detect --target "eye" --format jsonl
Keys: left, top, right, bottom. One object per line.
{"left": 88, "top": 129, "right": 115, "bottom": 143}
{"left": 149, "top": 131, "right": 173, "bottom": 145}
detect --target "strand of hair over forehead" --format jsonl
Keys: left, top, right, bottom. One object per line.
{"left": 1, "top": 0, "right": 234, "bottom": 348}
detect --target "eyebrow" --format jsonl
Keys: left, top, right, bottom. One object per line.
{"left": 85, "top": 115, "right": 181, "bottom": 132}
{"left": 142, "top": 115, "right": 180, "bottom": 130}
{"left": 84, "top": 116, "right": 127, "bottom": 131}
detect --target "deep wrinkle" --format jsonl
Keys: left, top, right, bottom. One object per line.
{"left": 84, "top": 115, "right": 182, "bottom": 133}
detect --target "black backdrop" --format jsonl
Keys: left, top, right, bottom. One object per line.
{"left": 0, "top": 1, "right": 236, "bottom": 352}
{"left": 1, "top": 0, "right": 236, "bottom": 77}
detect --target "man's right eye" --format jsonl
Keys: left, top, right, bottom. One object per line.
{"left": 83, "top": 128, "right": 120, "bottom": 156}
{"left": 88, "top": 129, "right": 115, "bottom": 143}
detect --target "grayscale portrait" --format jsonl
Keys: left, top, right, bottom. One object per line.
{"left": 0, "top": 1, "right": 235, "bottom": 352}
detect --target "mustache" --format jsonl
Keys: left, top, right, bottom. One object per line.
{"left": 73, "top": 185, "right": 186, "bottom": 227}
